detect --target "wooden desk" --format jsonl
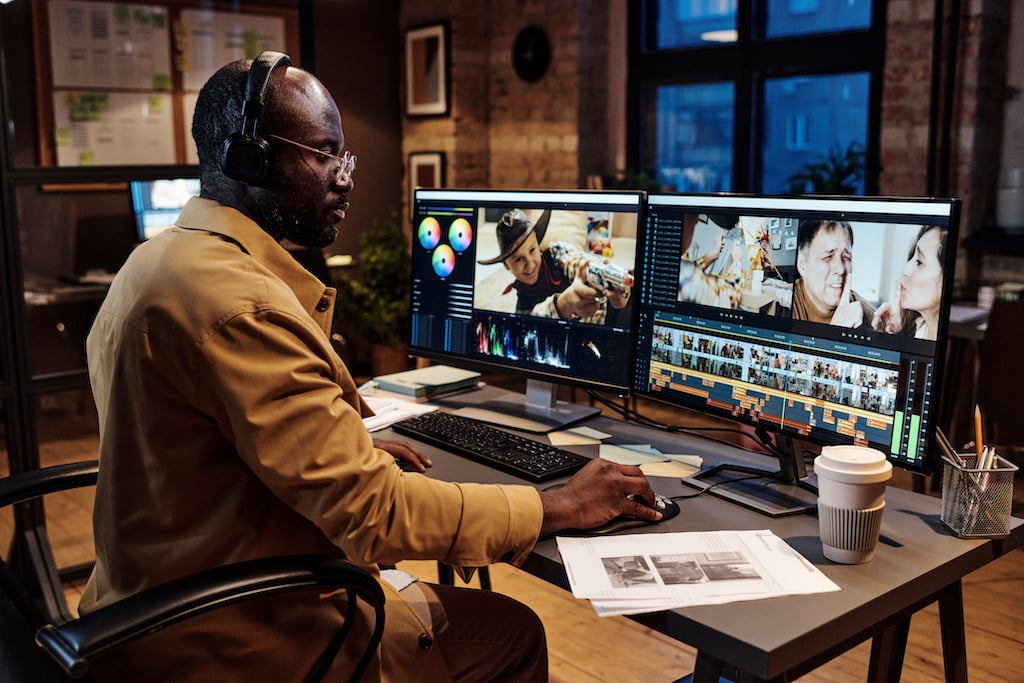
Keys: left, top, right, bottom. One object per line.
{"left": 387, "top": 391, "right": 1023, "bottom": 683}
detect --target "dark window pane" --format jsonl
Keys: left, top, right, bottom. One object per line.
{"left": 655, "top": 82, "right": 735, "bottom": 192}
{"left": 765, "top": 0, "right": 872, "bottom": 39}
{"left": 656, "top": 0, "right": 738, "bottom": 49}
{"left": 762, "top": 72, "right": 869, "bottom": 194}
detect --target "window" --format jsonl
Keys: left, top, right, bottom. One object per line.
{"left": 630, "top": 0, "right": 883, "bottom": 194}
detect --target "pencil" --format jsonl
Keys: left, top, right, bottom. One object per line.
{"left": 974, "top": 405, "right": 984, "bottom": 461}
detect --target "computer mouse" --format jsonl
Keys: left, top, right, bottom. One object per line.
{"left": 561, "top": 493, "right": 681, "bottom": 536}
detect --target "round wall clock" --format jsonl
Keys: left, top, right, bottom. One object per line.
{"left": 512, "top": 26, "right": 552, "bottom": 83}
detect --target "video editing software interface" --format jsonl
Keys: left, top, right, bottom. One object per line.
{"left": 632, "top": 194, "right": 960, "bottom": 473}
{"left": 409, "top": 189, "right": 645, "bottom": 394}
{"left": 130, "top": 177, "right": 200, "bottom": 241}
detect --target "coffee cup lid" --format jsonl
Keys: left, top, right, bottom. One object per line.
{"left": 814, "top": 445, "right": 893, "bottom": 484}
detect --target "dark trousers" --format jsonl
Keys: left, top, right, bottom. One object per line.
{"left": 421, "top": 582, "right": 548, "bottom": 682}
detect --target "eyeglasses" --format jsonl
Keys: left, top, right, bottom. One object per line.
{"left": 267, "top": 134, "right": 357, "bottom": 180}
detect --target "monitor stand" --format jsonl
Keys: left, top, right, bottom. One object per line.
{"left": 452, "top": 378, "right": 600, "bottom": 433}
{"left": 682, "top": 434, "right": 818, "bottom": 517}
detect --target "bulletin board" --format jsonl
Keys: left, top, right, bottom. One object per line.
{"left": 33, "top": 0, "right": 300, "bottom": 167}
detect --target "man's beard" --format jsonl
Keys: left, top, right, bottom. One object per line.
{"left": 253, "top": 192, "right": 338, "bottom": 248}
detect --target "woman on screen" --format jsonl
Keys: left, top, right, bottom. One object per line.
{"left": 871, "top": 225, "right": 947, "bottom": 341}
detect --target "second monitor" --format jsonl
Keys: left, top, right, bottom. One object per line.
{"left": 409, "top": 188, "right": 646, "bottom": 432}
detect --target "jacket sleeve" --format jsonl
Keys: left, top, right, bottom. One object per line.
{"left": 194, "top": 305, "right": 544, "bottom": 568}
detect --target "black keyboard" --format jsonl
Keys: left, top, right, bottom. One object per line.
{"left": 390, "top": 412, "right": 590, "bottom": 482}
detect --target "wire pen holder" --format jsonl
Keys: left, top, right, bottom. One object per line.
{"left": 940, "top": 454, "right": 1018, "bottom": 538}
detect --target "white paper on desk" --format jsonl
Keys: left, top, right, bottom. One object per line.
{"left": 599, "top": 445, "right": 669, "bottom": 466}
{"left": 360, "top": 395, "right": 437, "bottom": 432}
{"left": 640, "top": 460, "right": 700, "bottom": 478}
{"left": 556, "top": 529, "right": 838, "bottom": 615}
{"left": 548, "top": 431, "right": 602, "bottom": 446}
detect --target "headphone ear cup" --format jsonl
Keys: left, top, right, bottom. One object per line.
{"left": 221, "top": 133, "right": 272, "bottom": 185}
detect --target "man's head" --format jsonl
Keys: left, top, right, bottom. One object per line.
{"left": 796, "top": 219, "right": 854, "bottom": 313}
{"left": 192, "top": 53, "right": 354, "bottom": 248}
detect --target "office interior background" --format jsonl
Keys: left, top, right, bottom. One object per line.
{"left": 0, "top": 2, "right": 1022, "bottom": 671}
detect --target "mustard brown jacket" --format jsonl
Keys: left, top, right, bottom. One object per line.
{"left": 80, "top": 197, "right": 543, "bottom": 681}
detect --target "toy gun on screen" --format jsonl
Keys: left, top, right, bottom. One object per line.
{"left": 549, "top": 241, "right": 634, "bottom": 295}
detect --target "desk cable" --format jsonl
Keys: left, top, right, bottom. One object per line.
{"left": 584, "top": 389, "right": 804, "bottom": 461}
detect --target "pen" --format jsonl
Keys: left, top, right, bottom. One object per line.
{"left": 974, "top": 405, "right": 984, "bottom": 463}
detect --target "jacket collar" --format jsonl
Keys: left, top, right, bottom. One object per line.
{"left": 175, "top": 196, "right": 333, "bottom": 312}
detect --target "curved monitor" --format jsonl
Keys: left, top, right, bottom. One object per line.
{"left": 632, "top": 193, "right": 960, "bottom": 515}
{"left": 409, "top": 188, "right": 646, "bottom": 432}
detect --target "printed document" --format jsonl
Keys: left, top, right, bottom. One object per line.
{"left": 557, "top": 529, "right": 838, "bottom": 616}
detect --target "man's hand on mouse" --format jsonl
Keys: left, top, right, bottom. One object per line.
{"left": 538, "top": 458, "right": 663, "bottom": 537}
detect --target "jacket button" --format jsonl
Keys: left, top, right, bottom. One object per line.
{"left": 418, "top": 633, "right": 433, "bottom": 651}
{"left": 316, "top": 296, "right": 330, "bottom": 312}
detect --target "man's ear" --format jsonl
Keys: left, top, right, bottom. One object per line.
{"left": 796, "top": 251, "right": 807, "bottom": 276}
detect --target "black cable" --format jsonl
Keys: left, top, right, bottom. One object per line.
{"left": 585, "top": 389, "right": 775, "bottom": 455}
{"left": 668, "top": 472, "right": 771, "bottom": 502}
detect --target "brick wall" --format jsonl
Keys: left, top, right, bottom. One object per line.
{"left": 400, "top": 0, "right": 609, "bottom": 205}
{"left": 401, "top": 0, "right": 1009, "bottom": 284}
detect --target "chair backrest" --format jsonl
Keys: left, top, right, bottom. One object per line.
{"left": 976, "top": 299, "right": 1024, "bottom": 447}
{"left": 0, "top": 572, "right": 80, "bottom": 682}
{"left": 1, "top": 462, "right": 385, "bottom": 682}
{"left": 0, "top": 462, "right": 100, "bottom": 682}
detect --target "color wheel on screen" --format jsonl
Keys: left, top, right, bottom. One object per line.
{"left": 448, "top": 218, "right": 473, "bottom": 252}
{"left": 432, "top": 244, "right": 456, "bottom": 277}
{"left": 418, "top": 216, "right": 442, "bottom": 249}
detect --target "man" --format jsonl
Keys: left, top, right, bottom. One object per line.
{"left": 80, "top": 54, "right": 662, "bottom": 682}
{"left": 478, "top": 208, "right": 631, "bottom": 323}
{"left": 791, "top": 219, "right": 873, "bottom": 328}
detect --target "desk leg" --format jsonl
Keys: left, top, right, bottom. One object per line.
{"left": 867, "top": 617, "right": 910, "bottom": 682}
{"left": 938, "top": 579, "right": 968, "bottom": 683}
{"left": 691, "top": 652, "right": 725, "bottom": 683}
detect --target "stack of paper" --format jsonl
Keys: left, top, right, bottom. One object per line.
{"left": 360, "top": 395, "right": 436, "bottom": 432}
{"left": 556, "top": 529, "right": 839, "bottom": 617}
{"left": 371, "top": 364, "right": 481, "bottom": 398}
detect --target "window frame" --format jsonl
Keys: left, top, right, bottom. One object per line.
{"left": 627, "top": 0, "right": 887, "bottom": 194}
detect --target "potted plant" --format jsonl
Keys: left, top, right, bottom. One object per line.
{"left": 785, "top": 142, "right": 866, "bottom": 194}
{"left": 333, "top": 210, "right": 412, "bottom": 375}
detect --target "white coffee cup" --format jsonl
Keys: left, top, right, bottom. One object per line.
{"left": 814, "top": 445, "right": 893, "bottom": 564}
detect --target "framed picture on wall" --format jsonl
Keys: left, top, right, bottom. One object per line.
{"left": 404, "top": 22, "right": 449, "bottom": 116}
{"left": 409, "top": 151, "right": 446, "bottom": 214}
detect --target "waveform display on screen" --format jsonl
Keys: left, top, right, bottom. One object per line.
{"left": 474, "top": 317, "right": 571, "bottom": 369}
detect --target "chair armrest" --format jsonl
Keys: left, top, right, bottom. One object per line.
{"left": 0, "top": 461, "right": 99, "bottom": 509}
{"left": 36, "top": 554, "right": 385, "bottom": 680}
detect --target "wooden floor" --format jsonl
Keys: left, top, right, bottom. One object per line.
{"left": 2, "top": 397, "right": 1023, "bottom": 682}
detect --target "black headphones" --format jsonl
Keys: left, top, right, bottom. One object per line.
{"left": 220, "top": 51, "right": 293, "bottom": 185}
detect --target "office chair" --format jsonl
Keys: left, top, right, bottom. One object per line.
{"left": 0, "top": 461, "right": 385, "bottom": 682}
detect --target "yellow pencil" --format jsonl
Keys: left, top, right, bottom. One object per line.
{"left": 974, "top": 405, "right": 984, "bottom": 461}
